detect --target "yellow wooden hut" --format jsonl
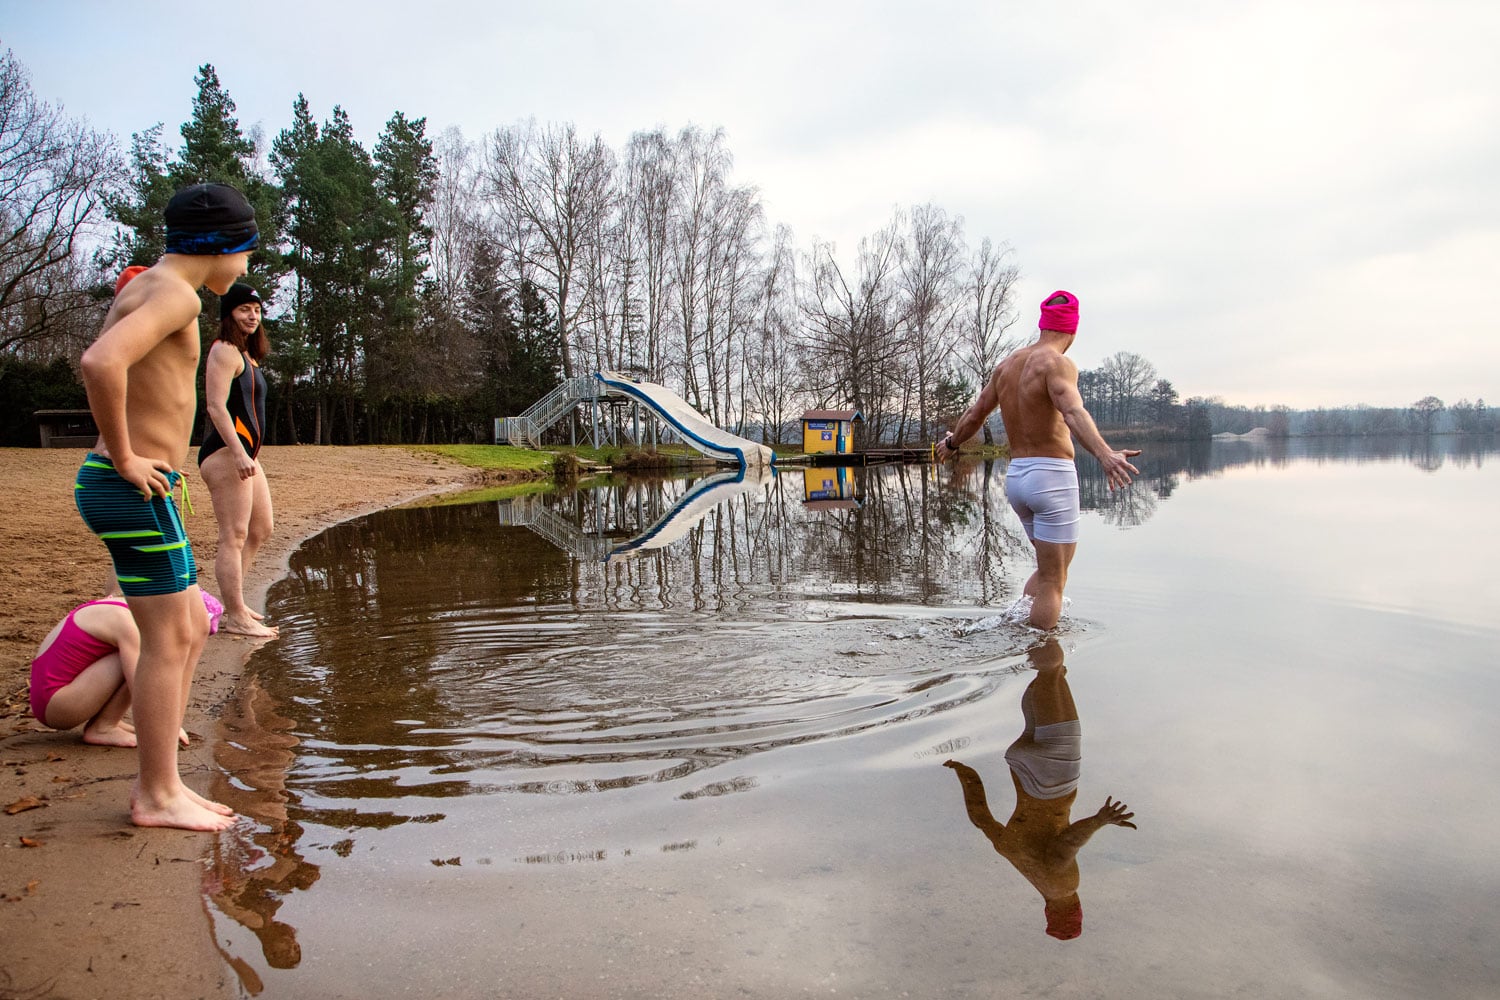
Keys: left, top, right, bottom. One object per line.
{"left": 801, "top": 409, "right": 862, "bottom": 455}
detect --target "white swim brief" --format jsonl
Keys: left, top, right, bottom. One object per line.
{"left": 1005, "top": 457, "right": 1081, "bottom": 544}
{"left": 1006, "top": 721, "right": 1083, "bottom": 799}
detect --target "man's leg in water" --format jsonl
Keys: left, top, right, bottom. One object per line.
{"left": 126, "top": 590, "right": 235, "bottom": 831}
{"left": 1024, "top": 539, "right": 1077, "bottom": 630}
{"left": 1024, "top": 639, "right": 1078, "bottom": 724}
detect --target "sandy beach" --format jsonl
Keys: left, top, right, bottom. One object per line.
{"left": 0, "top": 445, "right": 501, "bottom": 998}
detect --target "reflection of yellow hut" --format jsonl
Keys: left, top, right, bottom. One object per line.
{"left": 801, "top": 409, "right": 862, "bottom": 455}
{"left": 802, "top": 466, "right": 860, "bottom": 510}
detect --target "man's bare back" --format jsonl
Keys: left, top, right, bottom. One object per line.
{"left": 993, "top": 344, "right": 1078, "bottom": 460}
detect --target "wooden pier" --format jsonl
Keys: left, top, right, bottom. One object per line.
{"left": 787, "top": 447, "right": 933, "bottom": 467}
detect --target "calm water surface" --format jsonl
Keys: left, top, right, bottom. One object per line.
{"left": 203, "top": 438, "right": 1500, "bottom": 998}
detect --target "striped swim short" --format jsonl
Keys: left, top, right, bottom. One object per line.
{"left": 74, "top": 454, "right": 197, "bottom": 596}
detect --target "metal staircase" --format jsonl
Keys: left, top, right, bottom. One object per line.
{"left": 498, "top": 372, "right": 775, "bottom": 468}
{"left": 499, "top": 376, "right": 619, "bottom": 448}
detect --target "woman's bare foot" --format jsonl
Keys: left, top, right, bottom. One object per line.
{"left": 131, "top": 782, "right": 236, "bottom": 831}
{"left": 249, "top": 608, "right": 269, "bottom": 621}
{"left": 82, "top": 722, "right": 137, "bottom": 748}
{"left": 221, "top": 613, "right": 279, "bottom": 638}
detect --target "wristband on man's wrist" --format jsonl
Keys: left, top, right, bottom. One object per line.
{"left": 943, "top": 433, "right": 955, "bottom": 451}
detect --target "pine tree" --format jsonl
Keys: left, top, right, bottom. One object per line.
{"left": 172, "top": 64, "right": 285, "bottom": 289}
{"left": 101, "top": 124, "right": 174, "bottom": 270}
{"left": 273, "top": 101, "right": 379, "bottom": 442}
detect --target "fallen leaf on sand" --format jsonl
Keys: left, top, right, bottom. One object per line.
{"left": 5, "top": 796, "right": 45, "bottom": 815}
{"left": 20, "top": 836, "right": 43, "bottom": 847}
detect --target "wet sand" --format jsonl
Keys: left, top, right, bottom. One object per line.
{"left": 0, "top": 446, "right": 502, "bottom": 998}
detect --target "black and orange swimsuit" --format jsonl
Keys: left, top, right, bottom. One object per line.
{"left": 199, "top": 348, "right": 267, "bottom": 463}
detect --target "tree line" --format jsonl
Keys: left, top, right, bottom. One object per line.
{"left": 0, "top": 51, "right": 1025, "bottom": 447}
{"left": 1075, "top": 350, "right": 1496, "bottom": 439}
{"left": 0, "top": 47, "right": 1491, "bottom": 448}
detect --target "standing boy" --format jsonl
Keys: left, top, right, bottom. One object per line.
{"left": 76, "top": 183, "right": 258, "bottom": 830}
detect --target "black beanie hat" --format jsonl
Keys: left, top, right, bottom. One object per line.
{"left": 164, "top": 183, "right": 258, "bottom": 255}
{"left": 220, "top": 282, "right": 262, "bottom": 319}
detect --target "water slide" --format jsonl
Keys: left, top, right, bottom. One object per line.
{"left": 594, "top": 371, "right": 775, "bottom": 468}
{"left": 606, "top": 465, "right": 772, "bottom": 564}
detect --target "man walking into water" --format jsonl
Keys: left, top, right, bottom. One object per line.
{"left": 936, "top": 291, "right": 1139, "bottom": 630}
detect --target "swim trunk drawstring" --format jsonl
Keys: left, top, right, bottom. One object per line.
{"left": 176, "top": 473, "right": 194, "bottom": 515}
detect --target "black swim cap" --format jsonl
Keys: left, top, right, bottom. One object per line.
{"left": 219, "top": 282, "right": 262, "bottom": 318}
{"left": 164, "top": 183, "right": 258, "bottom": 255}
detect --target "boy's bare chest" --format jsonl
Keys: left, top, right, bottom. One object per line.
{"left": 132, "top": 325, "right": 201, "bottom": 389}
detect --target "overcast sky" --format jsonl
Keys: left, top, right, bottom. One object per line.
{"left": 5, "top": 0, "right": 1497, "bottom": 408}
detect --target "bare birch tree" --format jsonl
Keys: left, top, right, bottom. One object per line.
{"left": 428, "top": 127, "right": 483, "bottom": 308}
{"left": 481, "top": 119, "right": 615, "bottom": 378}
{"left": 1098, "top": 350, "right": 1158, "bottom": 427}
{"left": 899, "top": 204, "right": 965, "bottom": 442}
{"left": 0, "top": 49, "right": 120, "bottom": 357}
{"left": 800, "top": 216, "right": 908, "bottom": 441}
{"left": 619, "top": 129, "right": 676, "bottom": 381}
{"left": 957, "top": 237, "right": 1022, "bottom": 443}
{"left": 666, "top": 126, "right": 731, "bottom": 412}
{"left": 744, "top": 223, "right": 804, "bottom": 444}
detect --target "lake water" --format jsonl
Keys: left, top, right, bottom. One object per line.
{"left": 202, "top": 437, "right": 1500, "bottom": 999}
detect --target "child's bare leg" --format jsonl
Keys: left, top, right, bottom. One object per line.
{"left": 126, "top": 590, "right": 235, "bottom": 831}
{"left": 176, "top": 593, "right": 234, "bottom": 815}
{"left": 42, "top": 652, "right": 135, "bottom": 747}
{"left": 83, "top": 679, "right": 137, "bottom": 747}
{"left": 201, "top": 453, "right": 278, "bottom": 637}
{"left": 239, "top": 466, "right": 275, "bottom": 625}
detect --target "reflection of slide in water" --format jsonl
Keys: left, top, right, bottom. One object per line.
{"left": 607, "top": 465, "right": 771, "bottom": 564}
{"left": 595, "top": 371, "right": 776, "bottom": 467}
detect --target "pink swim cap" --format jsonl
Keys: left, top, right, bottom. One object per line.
{"left": 201, "top": 591, "right": 225, "bottom": 635}
{"left": 1045, "top": 897, "right": 1083, "bottom": 940}
{"left": 1039, "top": 290, "right": 1079, "bottom": 334}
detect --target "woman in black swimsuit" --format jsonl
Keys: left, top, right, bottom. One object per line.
{"left": 198, "top": 283, "right": 277, "bottom": 637}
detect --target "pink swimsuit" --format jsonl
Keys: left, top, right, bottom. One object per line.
{"left": 28, "top": 599, "right": 128, "bottom": 724}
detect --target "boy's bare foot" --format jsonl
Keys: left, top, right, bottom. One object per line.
{"left": 221, "top": 613, "right": 279, "bottom": 638}
{"left": 185, "top": 785, "right": 235, "bottom": 816}
{"left": 82, "top": 723, "right": 138, "bottom": 748}
{"left": 131, "top": 783, "right": 237, "bottom": 831}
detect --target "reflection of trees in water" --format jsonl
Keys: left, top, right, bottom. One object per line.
{"left": 544, "top": 463, "right": 1030, "bottom": 609}
{"left": 1075, "top": 436, "right": 1499, "bottom": 520}
{"left": 1281, "top": 434, "right": 1494, "bottom": 469}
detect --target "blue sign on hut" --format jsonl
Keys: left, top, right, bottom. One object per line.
{"left": 801, "top": 409, "right": 862, "bottom": 455}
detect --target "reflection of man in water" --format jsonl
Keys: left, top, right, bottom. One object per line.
{"left": 944, "top": 638, "right": 1135, "bottom": 939}
{"left": 936, "top": 290, "right": 1139, "bottom": 629}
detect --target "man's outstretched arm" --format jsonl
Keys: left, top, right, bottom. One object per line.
{"left": 937, "top": 369, "right": 1001, "bottom": 460}
{"left": 944, "top": 760, "right": 1006, "bottom": 849}
{"left": 1047, "top": 362, "right": 1140, "bottom": 490}
{"left": 1057, "top": 796, "right": 1137, "bottom": 857}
